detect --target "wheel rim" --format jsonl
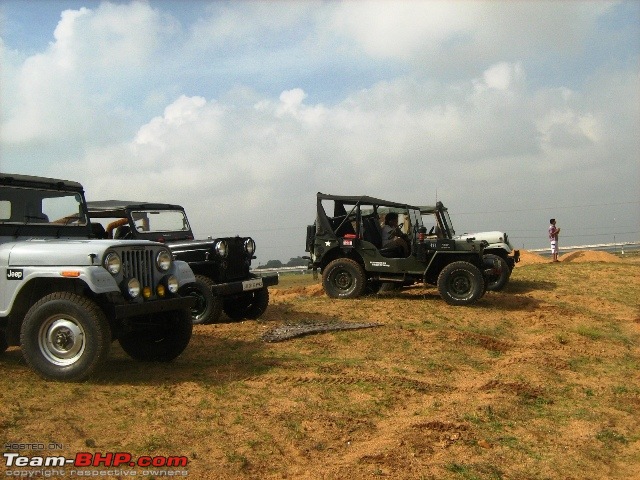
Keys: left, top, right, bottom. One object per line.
{"left": 449, "top": 272, "right": 472, "bottom": 298}
{"left": 186, "top": 288, "right": 207, "bottom": 321}
{"left": 38, "top": 315, "right": 86, "bottom": 366}
{"left": 333, "top": 269, "right": 354, "bottom": 291}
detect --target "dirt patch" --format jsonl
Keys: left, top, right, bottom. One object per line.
{"left": 560, "top": 250, "right": 623, "bottom": 263}
{"left": 270, "top": 283, "right": 325, "bottom": 300}
{"left": 518, "top": 249, "right": 624, "bottom": 265}
{"left": 1, "top": 255, "right": 639, "bottom": 480}
{"left": 518, "top": 249, "right": 549, "bottom": 265}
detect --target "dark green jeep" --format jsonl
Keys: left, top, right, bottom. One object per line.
{"left": 305, "top": 193, "right": 499, "bottom": 306}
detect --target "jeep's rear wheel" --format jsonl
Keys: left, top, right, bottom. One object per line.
{"left": 223, "top": 287, "right": 269, "bottom": 321}
{"left": 20, "top": 293, "right": 111, "bottom": 381}
{"left": 484, "top": 254, "right": 510, "bottom": 291}
{"left": 437, "top": 261, "right": 484, "bottom": 306}
{"left": 118, "top": 310, "right": 192, "bottom": 362}
{"left": 323, "top": 258, "right": 366, "bottom": 299}
{"left": 182, "top": 275, "right": 223, "bottom": 325}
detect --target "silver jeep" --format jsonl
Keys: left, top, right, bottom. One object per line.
{"left": 0, "top": 173, "right": 196, "bottom": 381}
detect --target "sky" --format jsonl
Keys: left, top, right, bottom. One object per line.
{"left": 1, "top": 0, "right": 638, "bottom": 265}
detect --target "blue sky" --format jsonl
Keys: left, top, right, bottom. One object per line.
{"left": 1, "top": 0, "right": 638, "bottom": 263}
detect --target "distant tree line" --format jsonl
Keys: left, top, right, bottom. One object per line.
{"left": 256, "top": 256, "right": 307, "bottom": 269}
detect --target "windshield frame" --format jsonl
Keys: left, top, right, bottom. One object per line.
{"left": 0, "top": 185, "right": 88, "bottom": 226}
{"left": 130, "top": 209, "right": 191, "bottom": 234}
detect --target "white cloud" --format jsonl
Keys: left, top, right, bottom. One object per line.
{"left": 1, "top": 1, "right": 637, "bottom": 258}
{"left": 330, "top": 0, "right": 617, "bottom": 73}
{"left": 1, "top": 1, "right": 177, "bottom": 145}
{"left": 69, "top": 63, "right": 634, "bottom": 235}
{"left": 480, "top": 62, "right": 524, "bottom": 91}
{"left": 330, "top": 0, "right": 477, "bottom": 60}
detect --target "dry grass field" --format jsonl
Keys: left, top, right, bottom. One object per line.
{"left": 1, "top": 250, "right": 639, "bottom": 479}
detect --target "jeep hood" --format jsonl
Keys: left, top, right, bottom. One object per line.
{"left": 455, "top": 231, "right": 513, "bottom": 248}
{"left": 2, "top": 239, "right": 157, "bottom": 266}
{"left": 168, "top": 239, "right": 215, "bottom": 249}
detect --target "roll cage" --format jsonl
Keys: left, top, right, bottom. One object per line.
{"left": 316, "top": 192, "right": 423, "bottom": 240}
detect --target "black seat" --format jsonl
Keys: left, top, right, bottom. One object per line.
{"left": 114, "top": 226, "right": 132, "bottom": 239}
{"left": 362, "top": 216, "right": 382, "bottom": 248}
{"left": 90, "top": 223, "right": 107, "bottom": 239}
{"left": 331, "top": 215, "right": 356, "bottom": 237}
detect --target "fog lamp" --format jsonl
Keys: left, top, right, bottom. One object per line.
{"left": 127, "top": 278, "right": 141, "bottom": 298}
{"left": 166, "top": 275, "right": 179, "bottom": 294}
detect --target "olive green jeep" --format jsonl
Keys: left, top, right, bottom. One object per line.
{"left": 305, "top": 193, "right": 500, "bottom": 306}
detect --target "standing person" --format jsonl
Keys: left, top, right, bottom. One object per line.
{"left": 549, "top": 218, "right": 561, "bottom": 262}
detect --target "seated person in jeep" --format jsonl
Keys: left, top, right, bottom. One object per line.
{"left": 381, "top": 212, "right": 410, "bottom": 257}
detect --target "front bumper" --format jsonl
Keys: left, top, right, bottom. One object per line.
{"left": 506, "top": 250, "right": 520, "bottom": 269}
{"left": 210, "top": 274, "right": 279, "bottom": 296}
{"left": 113, "top": 296, "right": 196, "bottom": 320}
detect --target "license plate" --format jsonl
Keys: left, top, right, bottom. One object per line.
{"left": 242, "top": 278, "right": 263, "bottom": 291}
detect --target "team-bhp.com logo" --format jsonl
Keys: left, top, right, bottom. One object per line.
{"left": 4, "top": 452, "right": 188, "bottom": 476}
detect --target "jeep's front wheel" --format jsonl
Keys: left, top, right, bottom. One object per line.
{"left": 118, "top": 310, "right": 192, "bottom": 362}
{"left": 437, "top": 261, "right": 484, "bottom": 306}
{"left": 322, "top": 258, "right": 366, "bottom": 299}
{"left": 20, "top": 293, "right": 111, "bottom": 381}
{"left": 484, "top": 254, "right": 510, "bottom": 291}
{"left": 182, "top": 275, "right": 223, "bottom": 325}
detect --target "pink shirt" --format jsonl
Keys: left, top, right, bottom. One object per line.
{"left": 549, "top": 224, "right": 558, "bottom": 241}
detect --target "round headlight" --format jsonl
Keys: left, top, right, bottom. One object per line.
{"left": 215, "top": 240, "right": 228, "bottom": 258}
{"left": 104, "top": 252, "right": 121, "bottom": 275}
{"left": 244, "top": 238, "right": 256, "bottom": 255}
{"left": 127, "top": 278, "right": 141, "bottom": 298}
{"left": 166, "top": 275, "right": 179, "bottom": 294}
{"left": 156, "top": 250, "right": 172, "bottom": 271}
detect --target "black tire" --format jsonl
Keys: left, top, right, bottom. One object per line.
{"left": 20, "top": 293, "right": 111, "bottom": 381}
{"left": 322, "top": 258, "right": 366, "bottom": 299}
{"left": 437, "top": 261, "right": 485, "bottom": 306}
{"left": 223, "top": 287, "right": 269, "bottom": 321}
{"left": 181, "top": 275, "right": 223, "bottom": 325}
{"left": 118, "top": 310, "right": 192, "bottom": 362}
{"left": 484, "top": 254, "right": 510, "bottom": 291}
{"left": 0, "top": 330, "right": 8, "bottom": 354}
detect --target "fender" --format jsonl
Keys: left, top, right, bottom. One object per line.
{"left": 0, "top": 266, "right": 119, "bottom": 317}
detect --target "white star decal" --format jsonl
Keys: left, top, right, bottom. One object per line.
{"left": 325, "top": 241, "right": 331, "bottom": 246}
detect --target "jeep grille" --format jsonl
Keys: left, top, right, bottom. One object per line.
{"left": 122, "top": 249, "right": 154, "bottom": 289}
{"left": 220, "top": 238, "right": 249, "bottom": 281}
